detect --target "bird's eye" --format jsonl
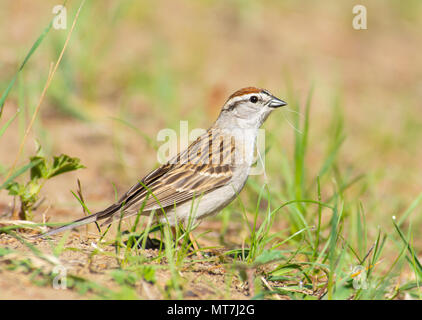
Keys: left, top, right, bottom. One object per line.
{"left": 250, "top": 96, "right": 258, "bottom": 103}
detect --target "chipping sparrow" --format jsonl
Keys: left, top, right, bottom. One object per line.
{"left": 39, "top": 87, "right": 286, "bottom": 237}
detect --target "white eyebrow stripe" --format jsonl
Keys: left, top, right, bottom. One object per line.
{"left": 223, "top": 93, "right": 261, "bottom": 109}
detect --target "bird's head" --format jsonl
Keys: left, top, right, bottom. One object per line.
{"left": 216, "top": 87, "right": 287, "bottom": 130}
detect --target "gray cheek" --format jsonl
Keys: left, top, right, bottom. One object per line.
{"left": 234, "top": 108, "right": 250, "bottom": 119}
{"left": 258, "top": 108, "right": 273, "bottom": 124}
{"left": 235, "top": 104, "right": 259, "bottom": 119}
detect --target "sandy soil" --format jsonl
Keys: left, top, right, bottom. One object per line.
{"left": 0, "top": 226, "right": 254, "bottom": 300}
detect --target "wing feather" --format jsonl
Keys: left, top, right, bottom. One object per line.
{"left": 101, "top": 128, "right": 235, "bottom": 224}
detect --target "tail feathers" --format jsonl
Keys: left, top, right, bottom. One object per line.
{"left": 35, "top": 203, "right": 122, "bottom": 239}
{"left": 34, "top": 214, "right": 98, "bottom": 238}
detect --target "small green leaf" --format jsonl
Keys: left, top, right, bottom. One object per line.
{"left": 5, "top": 181, "right": 21, "bottom": 196}
{"left": 29, "top": 156, "right": 48, "bottom": 180}
{"left": 47, "top": 154, "right": 85, "bottom": 179}
{"left": 27, "top": 180, "right": 41, "bottom": 198}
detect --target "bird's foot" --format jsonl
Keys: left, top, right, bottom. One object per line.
{"left": 124, "top": 235, "right": 164, "bottom": 250}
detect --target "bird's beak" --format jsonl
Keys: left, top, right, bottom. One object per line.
{"left": 268, "top": 95, "right": 287, "bottom": 108}
{"left": 268, "top": 96, "right": 287, "bottom": 108}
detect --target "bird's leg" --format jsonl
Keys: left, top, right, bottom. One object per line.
{"left": 188, "top": 232, "right": 203, "bottom": 259}
{"left": 143, "top": 235, "right": 163, "bottom": 250}
{"left": 172, "top": 225, "right": 203, "bottom": 258}
{"left": 124, "top": 230, "right": 164, "bottom": 250}
{"left": 128, "top": 225, "right": 177, "bottom": 250}
{"left": 171, "top": 226, "right": 177, "bottom": 239}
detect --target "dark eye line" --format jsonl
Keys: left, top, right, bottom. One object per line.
{"left": 223, "top": 94, "right": 260, "bottom": 111}
{"left": 223, "top": 100, "right": 239, "bottom": 111}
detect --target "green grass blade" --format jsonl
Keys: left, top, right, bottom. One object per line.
{"left": 0, "top": 110, "right": 19, "bottom": 138}
{"left": 0, "top": 0, "right": 68, "bottom": 118}
{"left": 397, "top": 191, "right": 422, "bottom": 227}
{"left": 0, "top": 20, "right": 54, "bottom": 118}
{"left": 0, "top": 158, "right": 42, "bottom": 190}
{"left": 393, "top": 220, "right": 422, "bottom": 277}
